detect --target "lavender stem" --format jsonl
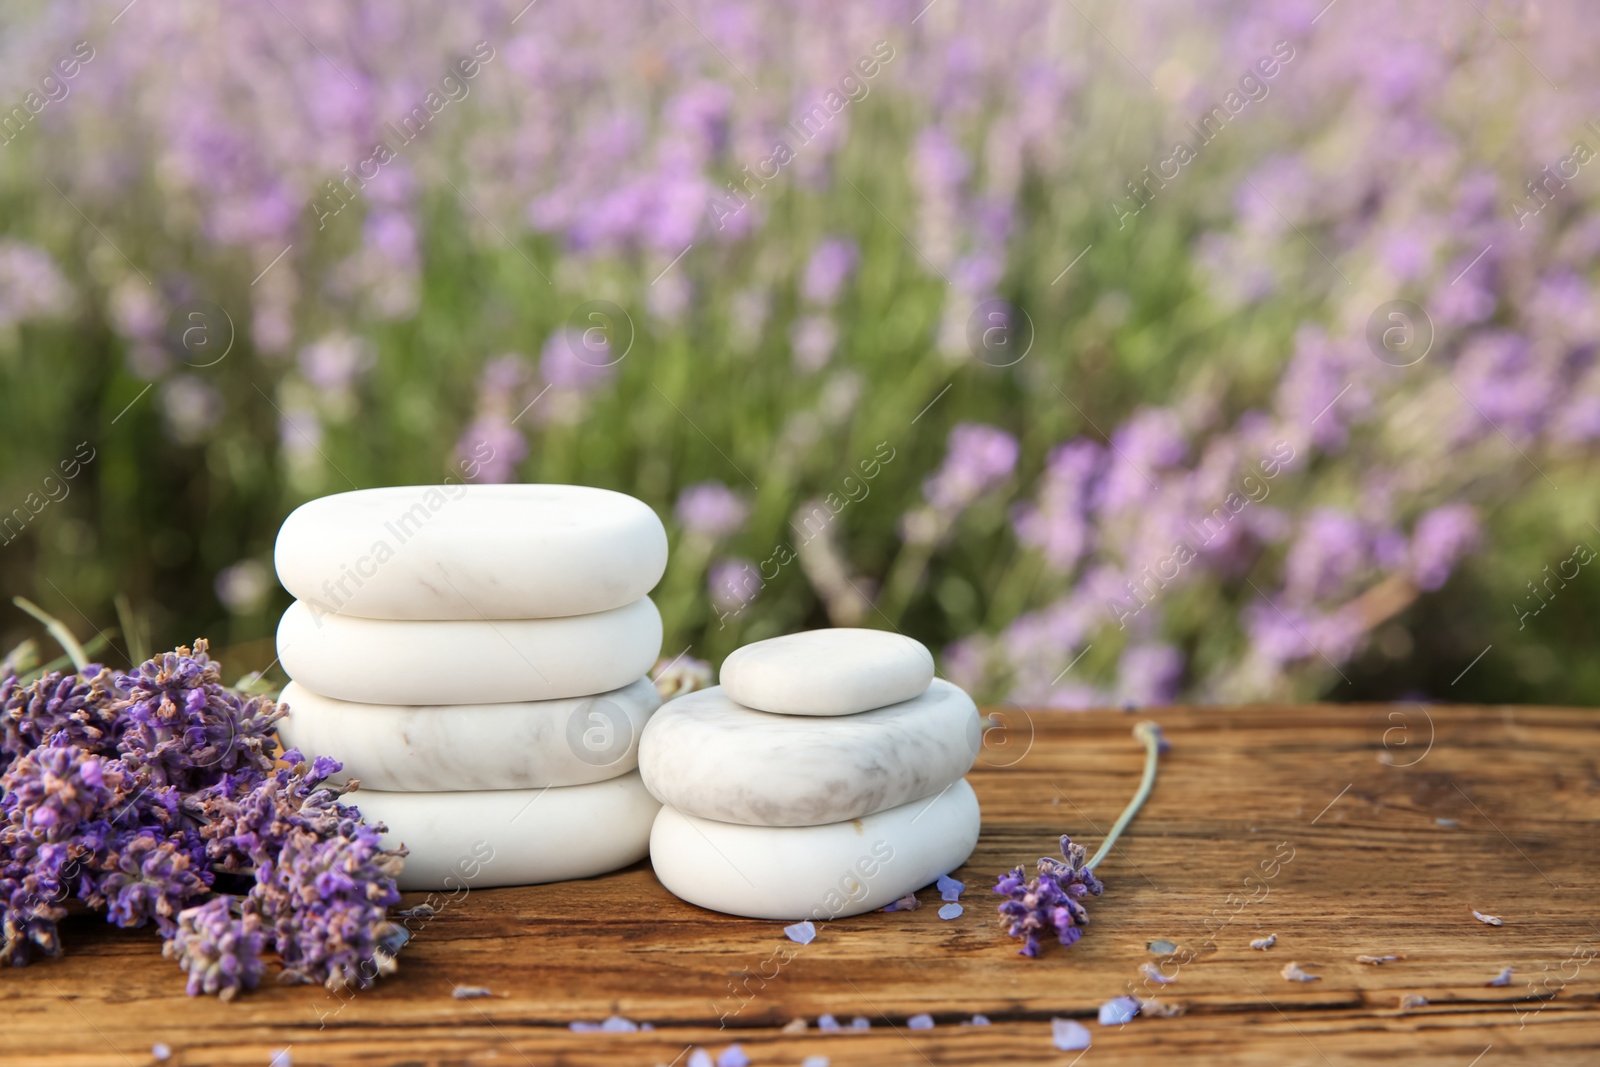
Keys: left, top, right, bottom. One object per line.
{"left": 1086, "top": 721, "right": 1164, "bottom": 871}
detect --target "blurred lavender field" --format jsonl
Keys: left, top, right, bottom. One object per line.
{"left": 0, "top": 0, "right": 1597, "bottom": 707}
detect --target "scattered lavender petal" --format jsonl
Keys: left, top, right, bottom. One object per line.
{"left": 1472, "top": 909, "right": 1504, "bottom": 926}
{"left": 1281, "top": 962, "right": 1320, "bottom": 982}
{"left": 641, "top": 1023, "right": 654, "bottom": 1032}
{"left": 817, "top": 1013, "right": 841, "bottom": 1033}
{"left": 937, "top": 874, "right": 965, "bottom": 902}
{"left": 568, "top": 1022, "right": 601, "bottom": 1032}
{"left": 1435, "top": 818, "right": 1460, "bottom": 828}
{"left": 784, "top": 920, "right": 817, "bottom": 945}
{"left": 716, "top": 1043, "right": 749, "bottom": 1067}
{"left": 907, "top": 1013, "right": 935, "bottom": 1031}
{"left": 850, "top": 1016, "right": 870, "bottom": 1031}
{"left": 1399, "top": 994, "right": 1429, "bottom": 1011}
{"left": 1138, "top": 962, "right": 1176, "bottom": 985}
{"left": 1250, "top": 934, "right": 1277, "bottom": 950}
{"left": 270, "top": 1051, "right": 292, "bottom": 1067}
{"left": 396, "top": 903, "right": 437, "bottom": 918}
{"left": 969, "top": 1014, "right": 991, "bottom": 1026}
{"left": 939, "top": 902, "right": 964, "bottom": 920}
{"left": 1487, "top": 967, "right": 1514, "bottom": 987}
{"left": 1098, "top": 997, "right": 1140, "bottom": 1025}
{"left": 152, "top": 1044, "right": 172, "bottom": 1062}
{"left": 1052, "top": 1017, "right": 1092, "bottom": 1051}
{"left": 781, "top": 1018, "right": 807, "bottom": 1034}
{"left": 801, "top": 1058, "right": 831, "bottom": 1067}
{"left": 600, "top": 1016, "right": 638, "bottom": 1033}
{"left": 452, "top": 986, "right": 493, "bottom": 999}
{"left": 882, "top": 893, "right": 920, "bottom": 912}
{"left": 1147, "top": 940, "right": 1177, "bottom": 954}
{"left": 687, "top": 1049, "right": 713, "bottom": 1067}
{"left": 1355, "top": 954, "right": 1403, "bottom": 965}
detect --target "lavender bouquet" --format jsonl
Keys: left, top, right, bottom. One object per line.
{"left": 0, "top": 636, "right": 405, "bottom": 998}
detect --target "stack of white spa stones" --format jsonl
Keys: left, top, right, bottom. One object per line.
{"left": 640, "top": 629, "right": 982, "bottom": 920}
{"left": 271, "top": 484, "right": 669, "bottom": 891}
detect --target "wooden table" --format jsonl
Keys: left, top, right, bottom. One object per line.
{"left": 7, "top": 705, "right": 1598, "bottom": 1066}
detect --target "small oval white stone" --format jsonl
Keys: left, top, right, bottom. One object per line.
{"left": 719, "top": 628, "right": 935, "bottom": 716}
{"left": 353, "top": 771, "right": 660, "bottom": 891}
{"left": 277, "top": 677, "right": 661, "bottom": 792}
{"left": 274, "top": 484, "right": 668, "bottom": 620}
{"left": 649, "top": 778, "right": 980, "bottom": 919}
{"left": 639, "top": 680, "right": 980, "bottom": 826}
{"left": 276, "top": 597, "right": 662, "bottom": 705}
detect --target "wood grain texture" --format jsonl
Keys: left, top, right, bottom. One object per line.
{"left": 4, "top": 704, "right": 1598, "bottom": 1066}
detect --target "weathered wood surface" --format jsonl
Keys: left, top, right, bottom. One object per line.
{"left": 5, "top": 704, "right": 1598, "bottom": 1066}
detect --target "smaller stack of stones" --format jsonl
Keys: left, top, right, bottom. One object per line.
{"left": 272, "top": 484, "right": 669, "bottom": 891}
{"left": 640, "top": 629, "right": 982, "bottom": 920}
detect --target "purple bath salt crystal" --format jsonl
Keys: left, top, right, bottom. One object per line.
{"left": 687, "top": 1050, "right": 713, "bottom": 1067}
{"left": 1098, "top": 997, "right": 1139, "bottom": 1026}
{"left": 784, "top": 920, "right": 817, "bottom": 945}
{"left": 1052, "top": 1018, "right": 1092, "bottom": 1051}
{"left": 716, "top": 1044, "right": 750, "bottom": 1067}
{"left": 882, "top": 893, "right": 920, "bottom": 912}
{"left": 939, "top": 902, "right": 964, "bottom": 920}
{"left": 907, "top": 1013, "right": 935, "bottom": 1031}
{"left": 850, "top": 1016, "right": 870, "bottom": 1031}
{"left": 817, "top": 1013, "right": 841, "bottom": 1032}
{"left": 600, "top": 1015, "right": 638, "bottom": 1032}
{"left": 936, "top": 874, "right": 965, "bottom": 902}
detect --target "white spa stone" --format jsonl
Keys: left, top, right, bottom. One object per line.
{"left": 649, "top": 778, "right": 980, "bottom": 919}
{"left": 276, "top": 677, "right": 660, "bottom": 792}
{"left": 719, "top": 628, "right": 935, "bottom": 716}
{"left": 638, "top": 680, "right": 980, "bottom": 826}
{"left": 276, "top": 596, "right": 662, "bottom": 705}
{"left": 354, "top": 771, "right": 660, "bottom": 891}
{"left": 274, "top": 484, "right": 668, "bottom": 620}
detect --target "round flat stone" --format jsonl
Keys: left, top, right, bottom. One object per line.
{"left": 274, "top": 484, "right": 667, "bottom": 620}
{"left": 719, "top": 628, "right": 935, "bottom": 715}
{"left": 277, "top": 676, "right": 660, "bottom": 792}
{"left": 649, "top": 778, "right": 980, "bottom": 919}
{"left": 353, "top": 771, "right": 659, "bottom": 891}
{"left": 276, "top": 596, "right": 661, "bottom": 705}
{"left": 639, "top": 679, "right": 980, "bottom": 826}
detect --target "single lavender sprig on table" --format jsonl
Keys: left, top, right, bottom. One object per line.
{"left": 995, "top": 722, "right": 1167, "bottom": 956}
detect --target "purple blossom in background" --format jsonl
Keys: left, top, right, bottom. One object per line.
{"left": 159, "top": 377, "right": 224, "bottom": 445}
{"left": 1114, "top": 644, "right": 1184, "bottom": 708}
{"left": 0, "top": 240, "right": 72, "bottom": 329}
{"left": 297, "top": 334, "right": 376, "bottom": 394}
{"left": 1409, "top": 504, "right": 1480, "bottom": 591}
{"left": 1092, "top": 409, "right": 1185, "bottom": 514}
{"left": 675, "top": 482, "right": 750, "bottom": 539}
{"left": 1013, "top": 441, "right": 1102, "bottom": 572}
{"left": 1284, "top": 509, "right": 1369, "bottom": 604}
{"left": 923, "top": 423, "right": 1019, "bottom": 517}
{"left": 456, "top": 417, "right": 527, "bottom": 484}
{"left": 540, "top": 328, "right": 615, "bottom": 392}
{"left": 790, "top": 315, "right": 838, "bottom": 373}
{"left": 709, "top": 558, "right": 760, "bottom": 613}
{"left": 802, "top": 237, "right": 859, "bottom": 306}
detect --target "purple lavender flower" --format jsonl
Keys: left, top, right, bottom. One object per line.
{"left": 455, "top": 416, "right": 527, "bottom": 484}
{"left": 995, "top": 835, "right": 1103, "bottom": 957}
{"left": 1012, "top": 440, "right": 1102, "bottom": 572}
{"left": 801, "top": 237, "right": 859, "bottom": 306}
{"left": 674, "top": 482, "right": 750, "bottom": 539}
{"left": 1113, "top": 644, "right": 1184, "bottom": 708}
{"left": 162, "top": 896, "right": 265, "bottom": 1000}
{"left": 1283, "top": 508, "right": 1369, "bottom": 605}
{"left": 1409, "top": 504, "right": 1480, "bottom": 592}
{"left": 708, "top": 558, "right": 760, "bottom": 613}
{"left": 922, "top": 423, "right": 1019, "bottom": 517}
{"left": 789, "top": 315, "right": 837, "bottom": 373}
{"left": 541, "top": 328, "right": 616, "bottom": 391}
